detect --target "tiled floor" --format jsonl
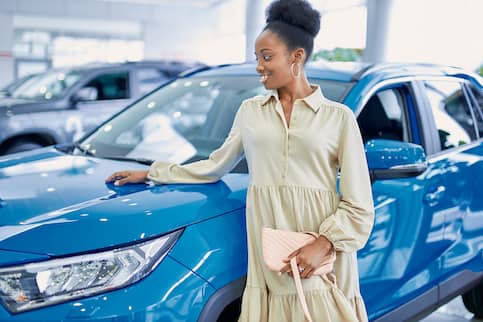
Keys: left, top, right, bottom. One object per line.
{"left": 418, "top": 296, "right": 482, "bottom": 322}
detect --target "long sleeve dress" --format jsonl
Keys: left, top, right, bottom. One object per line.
{"left": 147, "top": 85, "right": 375, "bottom": 322}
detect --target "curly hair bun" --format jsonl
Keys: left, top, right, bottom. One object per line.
{"left": 266, "top": 0, "right": 321, "bottom": 38}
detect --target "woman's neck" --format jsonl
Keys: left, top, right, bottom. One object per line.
{"left": 277, "top": 76, "right": 313, "bottom": 103}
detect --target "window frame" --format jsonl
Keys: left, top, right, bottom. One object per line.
{"left": 355, "top": 79, "right": 423, "bottom": 148}
{"left": 420, "top": 77, "right": 480, "bottom": 155}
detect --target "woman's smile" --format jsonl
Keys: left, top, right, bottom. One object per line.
{"left": 259, "top": 73, "right": 269, "bottom": 84}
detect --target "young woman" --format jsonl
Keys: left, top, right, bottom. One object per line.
{"left": 106, "top": 0, "right": 374, "bottom": 321}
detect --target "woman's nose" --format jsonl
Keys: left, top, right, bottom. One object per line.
{"left": 256, "top": 61, "right": 264, "bottom": 73}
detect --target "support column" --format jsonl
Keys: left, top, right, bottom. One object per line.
{"left": 0, "top": 13, "right": 14, "bottom": 87}
{"left": 362, "top": 0, "right": 394, "bottom": 63}
{"left": 245, "top": 0, "right": 264, "bottom": 61}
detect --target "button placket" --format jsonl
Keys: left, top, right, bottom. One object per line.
{"left": 284, "top": 103, "right": 297, "bottom": 185}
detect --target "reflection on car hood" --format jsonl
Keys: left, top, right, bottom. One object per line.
{"left": 0, "top": 97, "right": 62, "bottom": 116}
{"left": 0, "top": 147, "right": 247, "bottom": 257}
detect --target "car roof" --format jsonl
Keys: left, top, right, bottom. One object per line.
{"left": 183, "top": 61, "right": 480, "bottom": 84}
{"left": 44, "top": 60, "right": 203, "bottom": 75}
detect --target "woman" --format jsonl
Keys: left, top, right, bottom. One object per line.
{"left": 106, "top": 0, "right": 374, "bottom": 321}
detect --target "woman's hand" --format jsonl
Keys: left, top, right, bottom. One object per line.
{"left": 279, "top": 235, "right": 334, "bottom": 279}
{"left": 105, "top": 170, "right": 149, "bottom": 186}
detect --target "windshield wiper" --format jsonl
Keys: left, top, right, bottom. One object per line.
{"left": 96, "top": 155, "right": 154, "bottom": 165}
{"left": 56, "top": 143, "right": 153, "bottom": 165}
{"left": 73, "top": 143, "right": 96, "bottom": 156}
{"left": 55, "top": 142, "right": 96, "bottom": 156}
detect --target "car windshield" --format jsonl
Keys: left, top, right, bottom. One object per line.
{"left": 79, "top": 75, "right": 353, "bottom": 164}
{"left": 11, "top": 70, "right": 83, "bottom": 100}
{"left": 0, "top": 74, "right": 37, "bottom": 96}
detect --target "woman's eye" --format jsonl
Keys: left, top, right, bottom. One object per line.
{"left": 263, "top": 55, "right": 272, "bottom": 61}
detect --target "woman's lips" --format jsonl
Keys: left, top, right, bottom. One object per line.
{"left": 260, "top": 74, "right": 268, "bottom": 83}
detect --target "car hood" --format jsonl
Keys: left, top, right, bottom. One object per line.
{"left": 0, "top": 97, "right": 61, "bottom": 115}
{"left": 0, "top": 147, "right": 247, "bottom": 258}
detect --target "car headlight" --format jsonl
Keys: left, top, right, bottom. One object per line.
{"left": 0, "top": 229, "right": 182, "bottom": 313}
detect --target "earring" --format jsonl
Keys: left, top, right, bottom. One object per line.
{"left": 291, "top": 62, "right": 301, "bottom": 78}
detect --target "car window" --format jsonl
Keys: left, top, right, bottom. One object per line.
{"left": 424, "top": 80, "right": 477, "bottom": 151}
{"left": 357, "top": 87, "right": 410, "bottom": 143}
{"left": 466, "top": 83, "right": 483, "bottom": 138}
{"left": 135, "top": 68, "right": 170, "bottom": 96}
{"left": 84, "top": 72, "right": 129, "bottom": 100}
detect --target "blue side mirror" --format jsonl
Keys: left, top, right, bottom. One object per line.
{"left": 365, "top": 139, "right": 427, "bottom": 182}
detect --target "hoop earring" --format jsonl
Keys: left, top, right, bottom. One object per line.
{"left": 291, "top": 63, "right": 301, "bottom": 78}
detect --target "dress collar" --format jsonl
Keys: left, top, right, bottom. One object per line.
{"left": 260, "top": 85, "right": 325, "bottom": 112}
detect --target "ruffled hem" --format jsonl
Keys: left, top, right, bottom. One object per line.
{"left": 238, "top": 284, "right": 363, "bottom": 322}
{"left": 348, "top": 295, "right": 369, "bottom": 322}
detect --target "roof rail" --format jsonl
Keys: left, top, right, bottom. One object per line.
{"left": 177, "top": 62, "right": 247, "bottom": 77}
{"left": 178, "top": 65, "right": 213, "bottom": 77}
{"left": 351, "top": 62, "right": 463, "bottom": 81}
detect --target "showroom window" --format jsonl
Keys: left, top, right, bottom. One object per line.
{"left": 424, "top": 80, "right": 478, "bottom": 151}
{"left": 357, "top": 87, "right": 410, "bottom": 143}
{"left": 84, "top": 72, "right": 129, "bottom": 100}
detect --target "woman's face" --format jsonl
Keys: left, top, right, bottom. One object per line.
{"left": 255, "top": 30, "right": 296, "bottom": 90}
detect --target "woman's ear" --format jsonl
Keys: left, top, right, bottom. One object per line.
{"left": 293, "top": 48, "right": 306, "bottom": 64}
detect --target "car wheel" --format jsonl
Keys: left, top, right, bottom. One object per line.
{"left": 4, "top": 141, "right": 44, "bottom": 154}
{"left": 462, "top": 280, "right": 483, "bottom": 318}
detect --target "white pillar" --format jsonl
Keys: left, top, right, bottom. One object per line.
{"left": 0, "top": 13, "right": 14, "bottom": 87}
{"left": 362, "top": 0, "right": 394, "bottom": 62}
{"left": 245, "top": 0, "right": 265, "bottom": 61}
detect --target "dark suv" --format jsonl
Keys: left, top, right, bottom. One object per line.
{"left": 0, "top": 61, "right": 202, "bottom": 154}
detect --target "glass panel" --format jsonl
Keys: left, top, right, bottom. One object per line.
{"left": 84, "top": 72, "right": 129, "bottom": 100}
{"left": 357, "top": 87, "right": 409, "bottom": 143}
{"left": 467, "top": 83, "right": 483, "bottom": 138}
{"left": 11, "top": 70, "right": 82, "bottom": 100}
{"left": 424, "top": 80, "right": 477, "bottom": 151}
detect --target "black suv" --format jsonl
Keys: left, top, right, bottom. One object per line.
{"left": 0, "top": 60, "right": 202, "bottom": 154}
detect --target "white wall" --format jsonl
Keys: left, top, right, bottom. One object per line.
{"left": 0, "top": 13, "right": 14, "bottom": 87}
{"left": 384, "top": 0, "right": 482, "bottom": 70}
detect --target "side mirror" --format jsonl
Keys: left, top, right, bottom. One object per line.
{"left": 365, "top": 139, "right": 427, "bottom": 182}
{"left": 72, "top": 87, "right": 98, "bottom": 103}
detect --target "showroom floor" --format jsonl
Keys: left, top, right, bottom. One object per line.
{"left": 419, "top": 296, "right": 482, "bottom": 322}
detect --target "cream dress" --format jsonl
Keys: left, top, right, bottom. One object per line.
{"left": 147, "top": 85, "right": 375, "bottom": 322}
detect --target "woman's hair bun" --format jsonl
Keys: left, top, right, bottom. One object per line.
{"left": 266, "top": 0, "right": 321, "bottom": 38}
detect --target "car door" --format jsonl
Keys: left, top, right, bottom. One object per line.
{"left": 352, "top": 79, "right": 447, "bottom": 319}
{"left": 419, "top": 78, "right": 483, "bottom": 302}
{"left": 64, "top": 70, "right": 132, "bottom": 141}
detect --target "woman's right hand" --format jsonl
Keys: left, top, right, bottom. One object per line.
{"left": 105, "top": 170, "right": 149, "bottom": 186}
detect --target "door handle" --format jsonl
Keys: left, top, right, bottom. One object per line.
{"left": 424, "top": 186, "right": 446, "bottom": 205}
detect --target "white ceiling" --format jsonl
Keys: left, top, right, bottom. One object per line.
{"left": 95, "top": 0, "right": 231, "bottom": 8}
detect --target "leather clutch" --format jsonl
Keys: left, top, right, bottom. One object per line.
{"left": 262, "top": 227, "right": 336, "bottom": 275}
{"left": 261, "top": 226, "right": 337, "bottom": 322}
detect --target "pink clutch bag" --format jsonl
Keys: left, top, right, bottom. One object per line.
{"left": 262, "top": 227, "right": 337, "bottom": 322}
{"left": 262, "top": 227, "right": 336, "bottom": 275}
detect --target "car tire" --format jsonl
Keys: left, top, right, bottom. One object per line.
{"left": 462, "top": 280, "right": 483, "bottom": 318}
{"left": 4, "top": 141, "right": 44, "bottom": 154}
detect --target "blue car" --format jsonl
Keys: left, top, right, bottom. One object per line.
{"left": 0, "top": 62, "right": 482, "bottom": 322}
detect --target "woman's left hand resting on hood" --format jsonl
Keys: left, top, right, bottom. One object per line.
{"left": 105, "top": 170, "right": 149, "bottom": 186}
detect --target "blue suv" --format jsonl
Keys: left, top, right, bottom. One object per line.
{"left": 0, "top": 62, "right": 482, "bottom": 321}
